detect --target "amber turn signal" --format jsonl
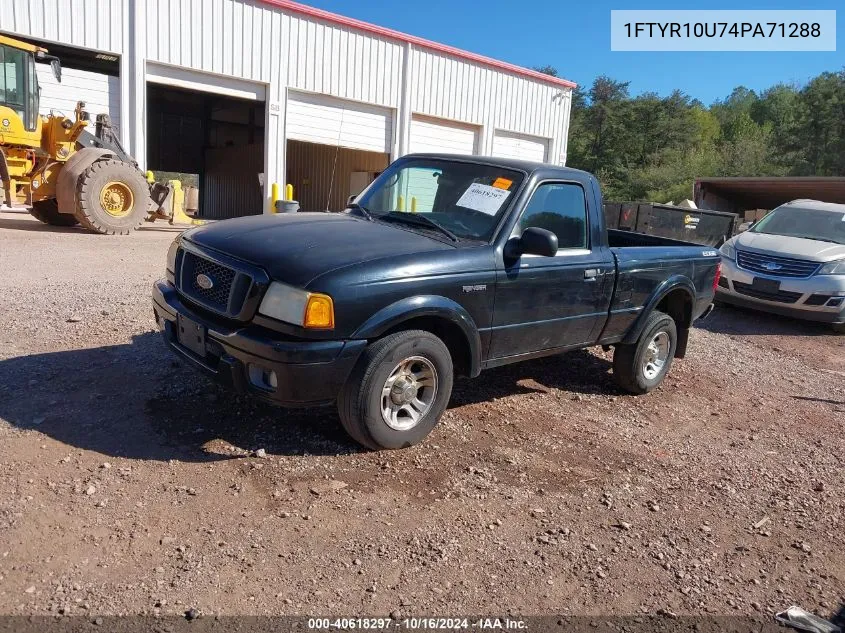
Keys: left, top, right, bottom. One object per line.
{"left": 304, "top": 293, "right": 335, "bottom": 329}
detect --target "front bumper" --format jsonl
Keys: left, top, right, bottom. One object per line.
{"left": 717, "top": 258, "right": 845, "bottom": 325}
{"left": 152, "top": 280, "right": 367, "bottom": 406}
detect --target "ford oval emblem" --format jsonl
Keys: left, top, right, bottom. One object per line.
{"left": 762, "top": 262, "right": 782, "bottom": 271}
{"left": 196, "top": 273, "right": 214, "bottom": 290}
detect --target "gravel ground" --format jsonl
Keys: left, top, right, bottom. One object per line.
{"left": 0, "top": 211, "right": 843, "bottom": 620}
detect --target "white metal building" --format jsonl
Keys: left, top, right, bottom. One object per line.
{"left": 1, "top": 0, "right": 575, "bottom": 217}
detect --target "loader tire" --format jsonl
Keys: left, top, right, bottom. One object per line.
{"left": 74, "top": 160, "right": 150, "bottom": 235}
{"left": 29, "top": 199, "right": 79, "bottom": 227}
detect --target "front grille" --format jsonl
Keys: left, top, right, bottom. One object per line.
{"left": 189, "top": 256, "right": 235, "bottom": 309}
{"left": 732, "top": 281, "right": 803, "bottom": 304}
{"left": 736, "top": 250, "right": 820, "bottom": 278}
{"left": 177, "top": 249, "right": 253, "bottom": 317}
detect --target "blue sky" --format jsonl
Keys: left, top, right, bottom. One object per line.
{"left": 302, "top": 0, "right": 843, "bottom": 104}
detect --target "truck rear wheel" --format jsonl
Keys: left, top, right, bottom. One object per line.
{"left": 29, "top": 199, "right": 79, "bottom": 227}
{"left": 337, "top": 330, "right": 454, "bottom": 450}
{"left": 832, "top": 322, "right": 845, "bottom": 334}
{"left": 613, "top": 310, "right": 677, "bottom": 394}
{"left": 74, "top": 160, "right": 150, "bottom": 235}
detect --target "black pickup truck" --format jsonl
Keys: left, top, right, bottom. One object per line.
{"left": 153, "top": 155, "right": 720, "bottom": 449}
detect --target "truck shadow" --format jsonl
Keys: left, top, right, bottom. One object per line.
{"left": 0, "top": 332, "right": 360, "bottom": 462}
{"left": 698, "top": 303, "right": 836, "bottom": 337}
{"left": 0, "top": 333, "right": 617, "bottom": 462}
{"left": 450, "top": 349, "right": 617, "bottom": 408}
{"left": 0, "top": 216, "right": 90, "bottom": 234}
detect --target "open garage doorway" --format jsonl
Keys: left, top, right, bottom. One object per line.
{"left": 146, "top": 83, "right": 265, "bottom": 219}
{"left": 286, "top": 140, "right": 389, "bottom": 212}
{"left": 284, "top": 92, "right": 392, "bottom": 212}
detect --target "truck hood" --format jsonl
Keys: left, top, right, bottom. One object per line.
{"left": 734, "top": 231, "right": 845, "bottom": 262}
{"left": 183, "top": 212, "right": 454, "bottom": 287}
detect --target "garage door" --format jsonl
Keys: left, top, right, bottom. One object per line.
{"left": 286, "top": 92, "right": 392, "bottom": 154}
{"left": 492, "top": 131, "right": 549, "bottom": 163}
{"left": 409, "top": 115, "right": 479, "bottom": 155}
{"left": 37, "top": 65, "right": 120, "bottom": 131}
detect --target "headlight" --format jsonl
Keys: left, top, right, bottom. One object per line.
{"left": 818, "top": 259, "right": 845, "bottom": 275}
{"left": 259, "top": 282, "right": 335, "bottom": 329}
{"left": 719, "top": 242, "right": 736, "bottom": 260}
{"left": 166, "top": 237, "right": 179, "bottom": 274}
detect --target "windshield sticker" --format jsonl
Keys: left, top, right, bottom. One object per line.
{"left": 492, "top": 177, "right": 513, "bottom": 190}
{"left": 456, "top": 183, "right": 511, "bottom": 215}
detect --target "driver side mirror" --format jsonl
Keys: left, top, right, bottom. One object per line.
{"left": 505, "top": 227, "right": 558, "bottom": 259}
{"left": 347, "top": 194, "right": 357, "bottom": 206}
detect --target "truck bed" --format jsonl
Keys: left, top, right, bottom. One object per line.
{"left": 607, "top": 228, "right": 707, "bottom": 249}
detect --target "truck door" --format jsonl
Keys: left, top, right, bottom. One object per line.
{"left": 489, "top": 181, "right": 613, "bottom": 360}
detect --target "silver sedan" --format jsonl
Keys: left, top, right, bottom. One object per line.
{"left": 716, "top": 199, "right": 845, "bottom": 333}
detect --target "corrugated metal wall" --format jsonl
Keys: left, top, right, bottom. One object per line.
{"left": 411, "top": 47, "right": 569, "bottom": 160}
{"left": 286, "top": 140, "right": 388, "bottom": 212}
{"left": 203, "top": 143, "right": 265, "bottom": 218}
{"left": 0, "top": 0, "right": 125, "bottom": 53}
{"left": 36, "top": 65, "right": 122, "bottom": 129}
{"left": 143, "top": 0, "right": 405, "bottom": 109}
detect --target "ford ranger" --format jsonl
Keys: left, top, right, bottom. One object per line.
{"left": 152, "top": 155, "right": 720, "bottom": 450}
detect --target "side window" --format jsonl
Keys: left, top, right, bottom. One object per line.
{"left": 518, "top": 182, "right": 588, "bottom": 250}
{"left": 26, "top": 53, "right": 39, "bottom": 131}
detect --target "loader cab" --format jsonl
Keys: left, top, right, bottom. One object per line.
{"left": 0, "top": 34, "right": 62, "bottom": 134}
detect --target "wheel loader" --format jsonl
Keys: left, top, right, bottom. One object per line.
{"left": 0, "top": 34, "right": 177, "bottom": 234}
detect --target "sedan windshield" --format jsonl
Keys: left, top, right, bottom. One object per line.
{"left": 353, "top": 159, "right": 525, "bottom": 242}
{"left": 751, "top": 206, "right": 845, "bottom": 245}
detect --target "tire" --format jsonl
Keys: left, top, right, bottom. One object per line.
{"left": 29, "top": 199, "right": 79, "bottom": 227}
{"left": 613, "top": 310, "right": 677, "bottom": 395}
{"left": 832, "top": 322, "right": 845, "bottom": 335}
{"left": 73, "top": 159, "right": 151, "bottom": 235}
{"left": 337, "top": 330, "right": 454, "bottom": 450}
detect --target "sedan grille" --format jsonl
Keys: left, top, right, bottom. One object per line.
{"left": 736, "top": 250, "right": 821, "bottom": 278}
{"left": 732, "top": 281, "right": 803, "bottom": 304}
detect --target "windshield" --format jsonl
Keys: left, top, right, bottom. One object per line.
{"left": 354, "top": 158, "right": 525, "bottom": 242}
{"left": 751, "top": 205, "right": 845, "bottom": 245}
{"left": 0, "top": 44, "right": 26, "bottom": 121}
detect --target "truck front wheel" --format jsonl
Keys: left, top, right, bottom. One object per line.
{"left": 337, "top": 330, "right": 454, "bottom": 450}
{"left": 613, "top": 310, "right": 677, "bottom": 394}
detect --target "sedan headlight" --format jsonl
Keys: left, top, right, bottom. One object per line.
{"left": 259, "top": 282, "right": 335, "bottom": 329}
{"left": 719, "top": 241, "right": 736, "bottom": 260}
{"left": 818, "top": 259, "right": 845, "bottom": 275}
{"left": 166, "top": 237, "right": 179, "bottom": 275}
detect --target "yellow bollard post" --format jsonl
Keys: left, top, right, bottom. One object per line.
{"left": 397, "top": 195, "right": 405, "bottom": 212}
{"left": 285, "top": 184, "right": 294, "bottom": 201}
{"left": 168, "top": 180, "right": 192, "bottom": 225}
{"left": 411, "top": 197, "right": 417, "bottom": 213}
{"left": 271, "top": 183, "right": 280, "bottom": 213}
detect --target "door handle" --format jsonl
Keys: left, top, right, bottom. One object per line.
{"left": 584, "top": 268, "right": 601, "bottom": 280}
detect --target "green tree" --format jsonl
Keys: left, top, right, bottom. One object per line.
{"left": 532, "top": 65, "right": 559, "bottom": 77}
{"left": 563, "top": 68, "right": 845, "bottom": 202}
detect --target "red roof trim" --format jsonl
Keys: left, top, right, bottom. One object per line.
{"left": 260, "top": 0, "right": 577, "bottom": 89}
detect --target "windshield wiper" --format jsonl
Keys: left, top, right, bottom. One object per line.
{"left": 346, "top": 202, "right": 374, "bottom": 221}
{"left": 379, "top": 212, "right": 459, "bottom": 242}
